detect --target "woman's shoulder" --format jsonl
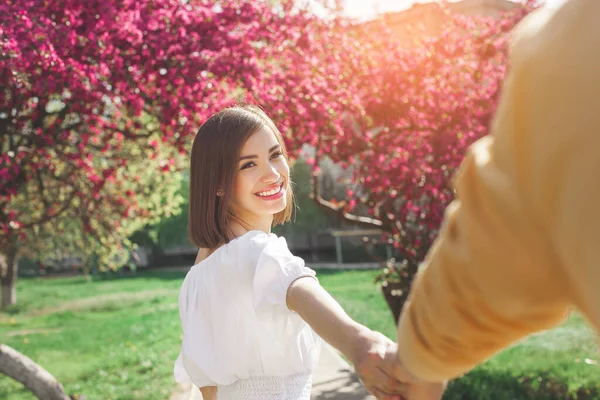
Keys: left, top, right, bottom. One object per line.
{"left": 226, "top": 230, "right": 290, "bottom": 257}
{"left": 189, "top": 231, "right": 291, "bottom": 274}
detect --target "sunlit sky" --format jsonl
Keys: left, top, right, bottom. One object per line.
{"left": 341, "top": 0, "right": 567, "bottom": 20}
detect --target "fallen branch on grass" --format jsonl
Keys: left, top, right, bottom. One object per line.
{"left": 0, "top": 343, "right": 71, "bottom": 400}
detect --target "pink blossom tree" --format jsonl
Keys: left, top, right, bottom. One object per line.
{"left": 0, "top": 0, "right": 321, "bottom": 308}
{"left": 0, "top": 0, "right": 344, "bottom": 395}
{"left": 255, "top": 1, "right": 537, "bottom": 321}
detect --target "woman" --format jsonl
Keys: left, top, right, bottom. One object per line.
{"left": 174, "top": 105, "right": 435, "bottom": 400}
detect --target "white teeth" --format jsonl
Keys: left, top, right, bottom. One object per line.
{"left": 257, "top": 185, "right": 281, "bottom": 197}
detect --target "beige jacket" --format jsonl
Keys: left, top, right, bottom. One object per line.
{"left": 397, "top": 0, "right": 600, "bottom": 381}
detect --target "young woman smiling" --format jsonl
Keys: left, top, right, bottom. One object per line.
{"left": 174, "top": 105, "right": 415, "bottom": 400}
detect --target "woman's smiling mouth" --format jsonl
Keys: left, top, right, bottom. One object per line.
{"left": 255, "top": 182, "right": 284, "bottom": 199}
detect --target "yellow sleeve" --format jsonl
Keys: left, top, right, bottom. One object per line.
{"left": 397, "top": 0, "right": 600, "bottom": 382}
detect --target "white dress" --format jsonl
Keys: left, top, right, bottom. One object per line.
{"left": 174, "top": 230, "right": 322, "bottom": 399}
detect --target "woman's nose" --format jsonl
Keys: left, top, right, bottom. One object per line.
{"left": 261, "top": 163, "right": 281, "bottom": 183}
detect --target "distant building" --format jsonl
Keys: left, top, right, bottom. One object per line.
{"left": 300, "top": 1, "right": 525, "bottom": 251}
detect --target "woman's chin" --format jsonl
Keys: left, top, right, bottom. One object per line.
{"left": 259, "top": 199, "right": 287, "bottom": 216}
{"left": 269, "top": 202, "right": 287, "bottom": 215}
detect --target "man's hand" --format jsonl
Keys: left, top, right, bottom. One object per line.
{"left": 348, "top": 329, "right": 447, "bottom": 400}
{"left": 381, "top": 346, "right": 447, "bottom": 400}
{"left": 404, "top": 380, "right": 447, "bottom": 400}
{"left": 348, "top": 329, "right": 407, "bottom": 399}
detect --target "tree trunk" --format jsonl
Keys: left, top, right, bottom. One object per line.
{"left": 381, "top": 281, "right": 411, "bottom": 324}
{"left": 0, "top": 344, "right": 70, "bottom": 400}
{"left": 0, "top": 240, "right": 18, "bottom": 308}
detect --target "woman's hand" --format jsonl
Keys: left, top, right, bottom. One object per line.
{"left": 287, "top": 278, "right": 406, "bottom": 399}
{"left": 347, "top": 328, "right": 409, "bottom": 399}
{"left": 350, "top": 335, "right": 447, "bottom": 400}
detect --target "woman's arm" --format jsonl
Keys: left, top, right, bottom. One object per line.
{"left": 199, "top": 386, "right": 217, "bottom": 400}
{"left": 286, "top": 277, "right": 406, "bottom": 399}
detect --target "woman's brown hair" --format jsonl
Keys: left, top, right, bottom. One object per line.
{"left": 188, "top": 105, "right": 294, "bottom": 249}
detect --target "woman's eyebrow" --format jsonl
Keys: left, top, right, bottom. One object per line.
{"left": 239, "top": 144, "right": 280, "bottom": 161}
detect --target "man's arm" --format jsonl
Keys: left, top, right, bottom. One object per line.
{"left": 397, "top": 0, "right": 600, "bottom": 382}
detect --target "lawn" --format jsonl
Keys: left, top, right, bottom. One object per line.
{"left": 0, "top": 269, "right": 598, "bottom": 400}
{"left": 316, "top": 269, "right": 600, "bottom": 400}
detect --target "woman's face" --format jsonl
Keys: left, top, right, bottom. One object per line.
{"left": 229, "top": 126, "right": 290, "bottom": 222}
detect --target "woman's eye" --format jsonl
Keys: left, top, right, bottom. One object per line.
{"left": 271, "top": 151, "right": 283, "bottom": 159}
{"left": 241, "top": 162, "right": 256, "bottom": 170}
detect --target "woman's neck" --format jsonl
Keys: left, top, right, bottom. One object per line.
{"left": 228, "top": 212, "right": 273, "bottom": 239}
{"left": 194, "top": 247, "right": 213, "bottom": 265}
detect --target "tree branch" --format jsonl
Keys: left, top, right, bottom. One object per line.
{"left": 0, "top": 344, "right": 70, "bottom": 400}
{"left": 35, "top": 171, "right": 51, "bottom": 209}
{"left": 18, "top": 188, "right": 78, "bottom": 230}
{"left": 310, "top": 143, "right": 384, "bottom": 229}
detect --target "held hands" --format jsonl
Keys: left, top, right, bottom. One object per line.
{"left": 284, "top": 278, "right": 445, "bottom": 399}
{"left": 348, "top": 328, "right": 446, "bottom": 400}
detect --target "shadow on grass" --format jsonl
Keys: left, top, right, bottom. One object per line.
{"left": 445, "top": 369, "right": 600, "bottom": 400}
{"left": 312, "top": 371, "right": 371, "bottom": 399}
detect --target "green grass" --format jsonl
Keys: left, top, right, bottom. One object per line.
{"left": 1, "top": 269, "right": 598, "bottom": 399}
{"left": 0, "top": 270, "right": 186, "bottom": 400}
{"left": 312, "top": 269, "right": 600, "bottom": 400}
